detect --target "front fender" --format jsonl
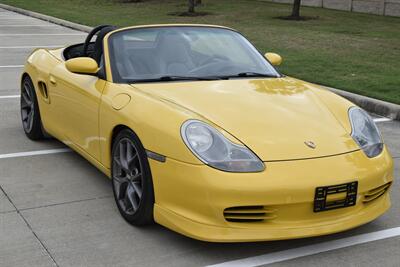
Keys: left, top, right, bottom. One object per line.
{"left": 99, "top": 83, "right": 203, "bottom": 171}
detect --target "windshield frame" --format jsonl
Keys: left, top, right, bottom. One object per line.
{"left": 106, "top": 25, "right": 282, "bottom": 84}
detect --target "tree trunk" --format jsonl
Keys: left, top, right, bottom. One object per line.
{"left": 188, "top": 0, "right": 195, "bottom": 13}
{"left": 291, "top": 0, "right": 301, "bottom": 18}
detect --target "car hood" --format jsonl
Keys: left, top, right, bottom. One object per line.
{"left": 131, "top": 77, "right": 359, "bottom": 161}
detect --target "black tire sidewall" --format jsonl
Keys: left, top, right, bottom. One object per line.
{"left": 111, "top": 129, "right": 155, "bottom": 226}
{"left": 21, "top": 76, "right": 45, "bottom": 140}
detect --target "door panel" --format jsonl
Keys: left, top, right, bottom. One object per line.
{"left": 48, "top": 64, "right": 106, "bottom": 161}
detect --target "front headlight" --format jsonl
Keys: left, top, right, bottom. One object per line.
{"left": 181, "top": 120, "right": 265, "bottom": 172}
{"left": 349, "top": 107, "right": 383, "bottom": 158}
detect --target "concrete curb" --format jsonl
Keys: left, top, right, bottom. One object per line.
{"left": 323, "top": 86, "right": 400, "bottom": 120}
{"left": 0, "top": 3, "right": 92, "bottom": 33}
{"left": 1, "top": 4, "right": 399, "bottom": 121}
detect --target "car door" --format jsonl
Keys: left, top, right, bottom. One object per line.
{"left": 47, "top": 63, "right": 106, "bottom": 161}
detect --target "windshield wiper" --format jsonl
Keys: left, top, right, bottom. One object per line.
{"left": 128, "top": 73, "right": 278, "bottom": 83}
{"left": 222, "top": 72, "right": 279, "bottom": 79}
{"left": 129, "top": 75, "right": 223, "bottom": 83}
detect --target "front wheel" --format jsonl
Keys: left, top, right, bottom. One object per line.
{"left": 111, "top": 129, "right": 155, "bottom": 226}
{"left": 20, "top": 75, "right": 45, "bottom": 140}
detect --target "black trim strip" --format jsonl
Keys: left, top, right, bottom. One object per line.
{"left": 146, "top": 150, "right": 166, "bottom": 163}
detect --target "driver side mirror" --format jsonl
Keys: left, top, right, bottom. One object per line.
{"left": 65, "top": 57, "right": 99, "bottom": 75}
{"left": 264, "top": 53, "right": 283, "bottom": 66}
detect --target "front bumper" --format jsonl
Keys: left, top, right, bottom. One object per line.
{"left": 149, "top": 147, "right": 393, "bottom": 242}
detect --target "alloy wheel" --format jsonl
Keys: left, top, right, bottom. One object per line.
{"left": 20, "top": 79, "right": 35, "bottom": 133}
{"left": 112, "top": 138, "right": 144, "bottom": 215}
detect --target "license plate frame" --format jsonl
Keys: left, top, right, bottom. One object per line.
{"left": 314, "top": 181, "right": 358, "bottom": 212}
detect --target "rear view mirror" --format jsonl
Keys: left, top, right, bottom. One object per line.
{"left": 65, "top": 57, "right": 99, "bottom": 75}
{"left": 264, "top": 53, "right": 283, "bottom": 66}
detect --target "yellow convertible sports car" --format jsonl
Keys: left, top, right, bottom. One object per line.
{"left": 21, "top": 24, "right": 393, "bottom": 242}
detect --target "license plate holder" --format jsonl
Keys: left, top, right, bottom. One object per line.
{"left": 314, "top": 181, "right": 358, "bottom": 212}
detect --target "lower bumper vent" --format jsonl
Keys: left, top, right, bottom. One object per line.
{"left": 223, "top": 206, "right": 276, "bottom": 223}
{"left": 363, "top": 182, "right": 392, "bottom": 203}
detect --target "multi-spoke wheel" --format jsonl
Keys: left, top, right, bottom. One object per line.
{"left": 111, "top": 129, "right": 154, "bottom": 225}
{"left": 20, "top": 76, "right": 45, "bottom": 140}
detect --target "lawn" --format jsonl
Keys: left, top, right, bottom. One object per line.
{"left": 2, "top": 0, "right": 399, "bottom": 103}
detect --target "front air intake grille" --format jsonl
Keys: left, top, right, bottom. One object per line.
{"left": 363, "top": 182, "right": 392, "bottom": 203}
{"left": 223, "top": 206, "right": 276, "bottom": 222}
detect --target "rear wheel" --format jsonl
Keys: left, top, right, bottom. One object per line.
{"left": 111, "top": 129, "right": 154, "bottom": 226}
{"left": 20, "top": 76, "right": 45, "bottom": 140}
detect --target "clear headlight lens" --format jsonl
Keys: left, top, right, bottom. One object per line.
{"left": 181, "top": 120, "right": 265, "bottom": 172}
{"left": 349, "top": 107, "right": 383, "bottom": 158}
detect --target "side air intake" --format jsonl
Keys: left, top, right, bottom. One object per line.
{"left": 363, "top": 182, "right": 392, "bottom": 203}
{"left": 223, "top": 206, "right": 277, "bottom": 222}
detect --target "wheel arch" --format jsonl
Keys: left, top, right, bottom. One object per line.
{"left": 21, "top": 72, "right": 30, "bottom": 83}
{"left": 109, "top": 124, "right": 145, "bottom": 166}
{"left": 20, "top": 72, "right": 34, "bottom": 93}
{"left": 111, "top": 124, "right": 131, "bottom": 145}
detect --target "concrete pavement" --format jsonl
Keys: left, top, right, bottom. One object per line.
{"left": 0, "top": 7, "right": 399, "bottom": 267}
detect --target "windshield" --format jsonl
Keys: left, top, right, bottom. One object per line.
{"left": 108, "top": 26, "right": 280, "bottom": 83}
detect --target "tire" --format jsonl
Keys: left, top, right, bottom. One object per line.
{"left": 20, "top": 75, "right": 45, "bottom": 140}
{"left": 111, "top": 129, "right": 155, "bottom": 226}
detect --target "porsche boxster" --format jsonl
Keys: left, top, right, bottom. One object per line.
{"left": 20, "top": 24, "right": 393, "bottom": 242}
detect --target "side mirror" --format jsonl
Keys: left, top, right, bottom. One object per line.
{"left": 65, "top": 57, "right": 99, "bottom": 75}
{"left": 264, "top": 53, "right": 283, "bottom": 66}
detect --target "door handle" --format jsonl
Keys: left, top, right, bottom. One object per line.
{"left": 49, "top": 76, "right": 57, "bottom": 86}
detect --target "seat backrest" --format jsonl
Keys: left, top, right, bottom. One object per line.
{"left": 156, "top": 32, "right": 195, "bottom": 75}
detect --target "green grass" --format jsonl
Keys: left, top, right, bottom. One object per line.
{"left": 2, "top": 0, "right": 399, "bottom": 103}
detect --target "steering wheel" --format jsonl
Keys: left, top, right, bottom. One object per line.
{"left": 83, "top": 25, "right": 113, "bottom": 57}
